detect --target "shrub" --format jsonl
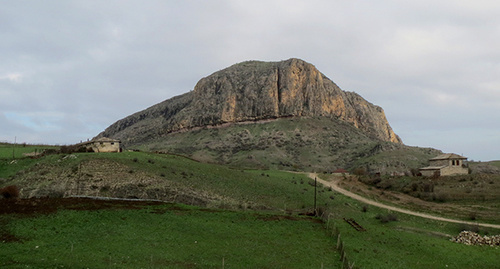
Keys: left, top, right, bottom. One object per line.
{"left": 100, "top": 186, "right": 110, "bottom": 193}
{"left": 433, "top": 192, "right": 448, "bottom": 202}
{"left": 316, "top": 206, "right": 327, "bottom": 217}
{"left": 352, "top": 167, "right": 367, "bottom": 176}
{"left": 377, "top": 180, "right": 392, "bottom": 190}
{"left": 43, "top": 149, "right": 58, "bottom": 155}
{"left": 59, "top": 145, "right": 72, "bottom": 154}
{"left": 422, "top": 182, "right": 434, "bottom": 192}
{"left": 0, "top": 185, "right": 20, "bottom": 199}
{"left": 458, "top": 223, "right": 480, "bottom": 233}
{"left": 376, "top": 213, "right": 398, "bottom": 223}
{"left": 469, "top": 212, "right": 477, "bottom": 221}
{"left": 369, "top": 177, "right": 382, "bottom": 185}
{"left": 411, "top": 183, "right": 418, "bottom": 192}
{"left": 386, "top": 213, "right": 398, "bottom": 222}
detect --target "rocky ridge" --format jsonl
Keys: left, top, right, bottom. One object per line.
{"left": 98, "top": 58, "right": 401, "bottom": 147}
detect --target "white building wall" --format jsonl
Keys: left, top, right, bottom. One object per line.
{"left": 91, "top": 141, "right": 121, "bottom": 153}
{"left": 440, "top": 165, "right": 468, "bottom": 176}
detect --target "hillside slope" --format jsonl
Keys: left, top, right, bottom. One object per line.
{"left": 137, "top": 117, "right": 439, "bottom": 173}
{"left": 96, "top": 58, "right": 438, "bottom": 172}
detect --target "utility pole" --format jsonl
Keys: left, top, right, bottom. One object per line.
{"left": 314, "top": 177, "right": 317, "bottom": 216}
{"left": 12, "top": 136, "right": 16, "bottom": 159}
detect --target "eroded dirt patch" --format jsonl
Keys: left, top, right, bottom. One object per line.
{"left": 0, "top": 197, "right": 165, "bottom": 216}
{"left": 256, "top": 214, "right": 323, "bottom": 223}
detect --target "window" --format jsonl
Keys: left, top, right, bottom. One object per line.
{"left": 111, "top": 142, "right": 115, "bottom": 145}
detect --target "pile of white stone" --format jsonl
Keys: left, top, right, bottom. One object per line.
{"left": 451, "top": 231, "right": 500, "bottom": 246}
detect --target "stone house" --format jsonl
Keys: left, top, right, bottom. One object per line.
{"left": 420, "top": 153, "right": 468, "bottom": 177}
{"left": 79, "top": 137, "right": 121, "bottom": 153}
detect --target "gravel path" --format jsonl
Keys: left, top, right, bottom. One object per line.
{"left": 309, "top": 173, "right": 500, "bottom": 229}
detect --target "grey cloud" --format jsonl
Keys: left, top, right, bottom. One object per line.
{"left": 1, "top": 0, "right": 498, "bottom": 160}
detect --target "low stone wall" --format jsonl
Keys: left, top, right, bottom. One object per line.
{"left": 451, "top": 231, "right": 500, "bottom": 246}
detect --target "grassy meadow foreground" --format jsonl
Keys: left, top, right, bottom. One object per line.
{"left": 1, "top": 145, "right": 499, "bottom": 268}
{"left": 1, "top": 198, "right": 338, "bottom": 268}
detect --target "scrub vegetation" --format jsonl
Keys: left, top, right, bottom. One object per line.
{"left": 1, "top": 148, "right": 499, "bottom": 268}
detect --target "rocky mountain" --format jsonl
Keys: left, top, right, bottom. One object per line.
{"left": 99, "top": 58, "right": 400, "bottom": 144}
{"left": 97, "top": 58, "right": 436, "bottom": 172}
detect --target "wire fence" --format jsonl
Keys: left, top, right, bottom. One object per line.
{"left": 323, "top": 212, "right": 358, "bottom": 269}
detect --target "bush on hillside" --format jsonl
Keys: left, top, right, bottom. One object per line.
{"left": 352, "top": 167, "right": 367, "bottom": 176}
{"left": 375, "top": 213, "right": 398, "bottom": 223}
{"left": 0, "top": 185, "right": 19, "bottom": 199}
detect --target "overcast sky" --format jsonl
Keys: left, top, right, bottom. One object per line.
{"left": 1, "top": 1, "right": 499, "bottom": 161}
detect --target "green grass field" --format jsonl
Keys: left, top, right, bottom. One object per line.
{"left": 0, "top": 143, "right": 58, "bottom": 160}
{"left": 487, "top": 160, "right": 500, "bottom": 168}
{"left": 2, "top": 150, "right": 500, "bottom": 268}
{"left": 324, "top": 195, "right": 499, "bottom": 268}
{"left": 0, "top": 144, "right": 59, "bottom": 181}
{"left": 1, "top": 202, "right": 339, "bottom": 268}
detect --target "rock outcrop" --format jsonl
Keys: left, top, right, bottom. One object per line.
{"left": 98, "top": 58, "right": 401, "bottom": 146}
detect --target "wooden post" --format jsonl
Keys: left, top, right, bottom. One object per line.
{"left": 314, "top": 177, "right": 317, "bottom": 215}
{"left": 12, "top": 136, "right": 16, "bottom": 159}
{"left": 337, "top": 234, "right": 342, "bottom": 249}
{"left": 78, "top": 162, "right": 81, "bottom": 195}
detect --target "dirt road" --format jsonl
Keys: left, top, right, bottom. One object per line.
{"left": 308, "top": 173, "right": 500, "bottom": 229}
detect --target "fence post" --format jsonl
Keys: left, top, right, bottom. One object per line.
{"left": 337, "top": 233, "right": 342, "bottom": 249}
{"left": 327, "top": 215, "right": 357, "bottom": 268}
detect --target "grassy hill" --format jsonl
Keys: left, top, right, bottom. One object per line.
{"left": 469, "top": 160, "right": 500, "bottom": 174}
{"left": 1, "top": 150, "right": 499, "bottom": 268}
{"left": 134, "top": 117, "right": 440, "bottom": 174}
{"left": 489, "top": 161, "right": 500, "bottom": 167}
{"left": 2, "top": 151, "right": 330, "bottom": 210}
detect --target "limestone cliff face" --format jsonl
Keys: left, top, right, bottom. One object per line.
{"left": 98, "top": 58, "right": 402, "bottom": 145}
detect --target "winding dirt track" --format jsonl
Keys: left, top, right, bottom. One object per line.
{"left": 308, "top": 173, "right": 500, "bottom": 229}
